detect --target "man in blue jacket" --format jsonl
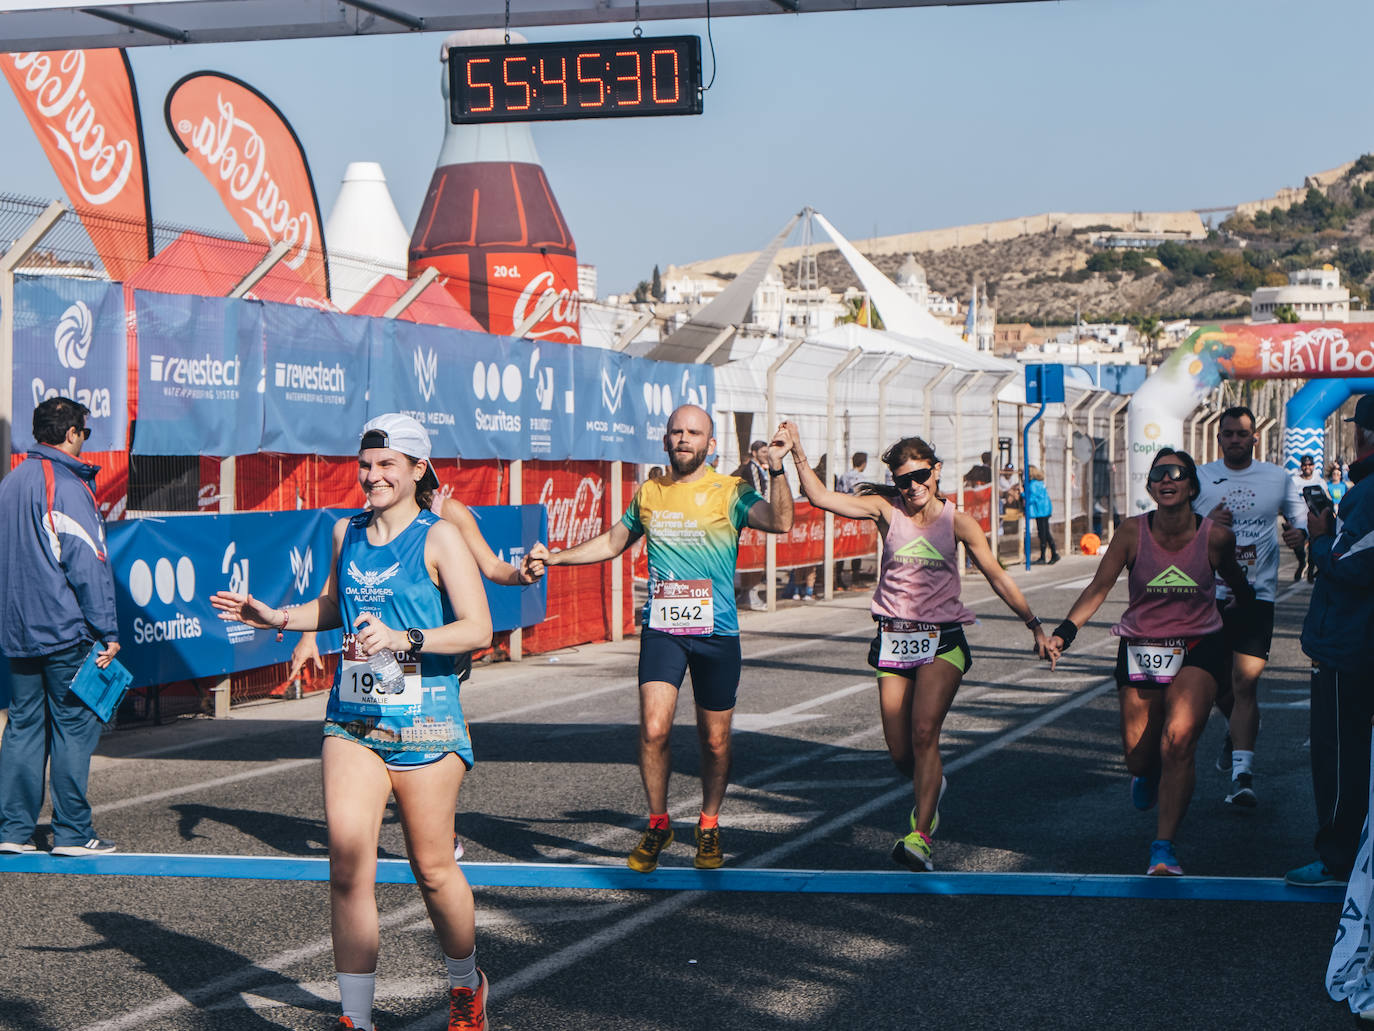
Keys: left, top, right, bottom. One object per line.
{"left": 0, "top": 397, "right": 120, "bottom": 856}
{"left": 1289, "top": 394, "right": 1374, "bottom": 886}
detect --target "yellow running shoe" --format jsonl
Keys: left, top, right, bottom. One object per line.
{"left": 891, "top": 831, "right": 934, "bottom": 872}
{"left": 627, "top": 825, "right": 674, "bottom": 873}
{"left": 694, "top": 825, "right": 724, "bottom": 869}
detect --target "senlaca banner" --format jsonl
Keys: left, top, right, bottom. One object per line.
{"left": 261, "top": 302, "right": 370, "bottom": 453}
{"left": 132, "top": 291, "right": 264, "bottom": 456}
{"left": 11, "top": 277, "right": 128, "bottom": 452}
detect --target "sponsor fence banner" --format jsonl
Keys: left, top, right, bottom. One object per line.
{"left": 164, "top": 72, "right": 329, "bottom": 299}
{"left": 131, "top": 291, "right": 263, "bottom": 456}
{"left": 11, "top": 277, "right": 129, "bottom": 452}
{"left": 964, "top": 485, "right": 993, "bottom": 534}
{"left": 369, "top": 319, "right": 463, "bottom": 457}
{"left": 261, "top": 302, "right": 369, "bottom": 453}
{"left": 737, "top": 500, "right": 879, "bottom": 573}
{"left": 106, "top": 506, "right": 546, "bottom": 687}
{"left": 2, "top": 50, "right": 153, "bottom": 282}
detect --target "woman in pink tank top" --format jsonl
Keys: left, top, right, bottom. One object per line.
{"left": 779, "top": 423, "right": 1051, "bottom": 873}
{"left": 1046, "top": 448, "right": 1254, "bottom": 878}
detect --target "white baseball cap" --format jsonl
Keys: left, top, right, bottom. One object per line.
{"left": 360, "top": 413, "right": 439, "bottom": 491}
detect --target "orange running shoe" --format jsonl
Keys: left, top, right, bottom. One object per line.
{"left": 449, "top": 969, "right": 488, "bottom": 1031}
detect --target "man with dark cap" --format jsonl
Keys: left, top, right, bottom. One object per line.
{"left": 1289, "top": 395, "right": 1374, "bottom": 886}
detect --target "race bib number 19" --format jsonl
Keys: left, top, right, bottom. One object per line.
{"left": 649, "top": 580, "right": 714, "bottom": 636}
{"left": 1125, "top": 638, "right": 1186, "bottom": 684}
{"left": 337, "top": 633, "right": 423, "bottom": 713}
{"left": 879, "top": 619, "right": 941, "bottom": 669}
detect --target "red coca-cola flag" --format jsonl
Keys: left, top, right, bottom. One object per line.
{"left": 2, "top": 49, "right": 153, "bottom": 283}
{"left": 163, "top": 72, "right": 329, "bottom": 299}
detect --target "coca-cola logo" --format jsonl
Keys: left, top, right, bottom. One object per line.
{"left": 7, "top": 51, "right": 137, "bottom": 206}
{"left": 513, "top": 270, "right": 580, "bottom": 342}
{"left": 539, "top": 475, "right": 604, "bottom": 548}
{"left": 178, "top": 96, "right": 315, "bottom": 273}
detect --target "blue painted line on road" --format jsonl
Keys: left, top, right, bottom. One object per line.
{"left": 0, "top": 852, "right": 1344, "bottom": 902}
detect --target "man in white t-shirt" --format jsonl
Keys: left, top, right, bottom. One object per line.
{"left": 1289, "top": 454, "right": 1326, "bottom": 582}
{"left": 1193, "top": 406, "right": 1307, "bottom": 808}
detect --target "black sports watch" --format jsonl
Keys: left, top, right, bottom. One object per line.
{"left": 406, "top": 627, "right": 425, "bottom": 653}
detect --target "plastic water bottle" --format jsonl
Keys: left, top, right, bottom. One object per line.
{"left": 367, "top": 649, "right": 407, "bottom": 695}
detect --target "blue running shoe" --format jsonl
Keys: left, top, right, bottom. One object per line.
{"left": 1147, "top": 839, "right": 1183, "bottom": 876}
{"left": 1131, "top": 773, "right": 1159, "bottom": 811}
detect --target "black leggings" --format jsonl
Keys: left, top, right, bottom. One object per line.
{"left": 1035, "top": 515, "right": 1058, "bottom": 558}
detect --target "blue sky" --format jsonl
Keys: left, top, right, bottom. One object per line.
{"left": 2, "top": 0, "right": 1372, "bottom": 294}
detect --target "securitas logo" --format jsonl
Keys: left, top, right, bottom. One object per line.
{"left": 472, "top": 359, "right": 521, "bottom": 434}
{"left": 127, "top": 551, "right": 203, "bottom": 646}
{"left": 1145, "top": 565, "right": 1199, "bottom": 592}
{"left": 894, "top": 536, "right": 944, "bottom": 566}
{"left": 275, "top": 359, "right": 346, "bottom": 405}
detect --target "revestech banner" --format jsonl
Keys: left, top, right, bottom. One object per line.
{"left": 11, "top": 277, "right": 129, "bottom": 452}
{"left": 261, "top": 302, "right": 368, "bottom": 453}
{"left": 105, "top": 507, "right": 547, "bottom": 687}
{"left": 132, "top": 291, "right": 263, "bottom": 456}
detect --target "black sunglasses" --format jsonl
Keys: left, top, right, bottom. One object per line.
{"left": 894, "top": 467, "right": 934, "bottom": 490}
{"left": 1148, "top": 464, "right": 1187, "bottom": 483}
{"left": 74, "top": 425, "right": 91, "bottom": 440}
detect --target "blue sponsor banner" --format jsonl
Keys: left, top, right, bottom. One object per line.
{"left": 522, "top": 342, "right": 575, "bottom": 461}
{"left": 565, "top": 349, "right": 713, "bottom": 463}
{"left": 106, "top": 510, "right": 337, "bottom": 687}
{"left": 132, "top": 292, "right": 264, "bottom": 456}
{"left": 369, "top": 319, "right": 464, "bottom": 456}
{"left": 452, "top": 330, "right": 528, "bottom": 460}
{"left": 468, "top": 504, "right": 548, "bottom": 629}
{"left": 11, "top": 277, "right": 129, "bottom": 452}
{"left": 104, "top": 506, "right": 546, "bottom": 687}
{"left": 261, "top": 302, "right": 370, "bottom": 454}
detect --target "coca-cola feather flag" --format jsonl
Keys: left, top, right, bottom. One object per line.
{"left": 2, "top": 50, "right": 154, "bottom": 283}
{"left": 163, "top": 72, "right": 329, "bottom": 298}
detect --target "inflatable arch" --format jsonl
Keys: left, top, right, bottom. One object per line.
{"left": 1127, "top": 323, "right": 1374, "bottom": 512}
{"left": 1282, "top": 376, "right": 1374, "bottom": 474}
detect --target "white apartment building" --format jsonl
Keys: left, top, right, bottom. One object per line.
{"left": 1251, "top": 266, "right": 1350, "bottom": 322}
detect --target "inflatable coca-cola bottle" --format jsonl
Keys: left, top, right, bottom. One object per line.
{"left": 409, "top": 29, "right": 581, "bottom": 344}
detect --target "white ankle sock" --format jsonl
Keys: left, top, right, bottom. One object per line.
{"left": 1233, "top": 749, "right": 1254, "bottom": 778}
{"left": 337, "top": 971, "right": 376, "bottom": 1030}
{"left": 445, "top": 949, "right": 482, "bottom": 991}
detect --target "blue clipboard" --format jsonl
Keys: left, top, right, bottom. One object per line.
{"left": 68, "top": 644, "right": 134, "bottom": 723}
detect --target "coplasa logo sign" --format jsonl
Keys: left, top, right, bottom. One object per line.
{"left": 472, "top": 359, "right": 522, "bottom": 433}
{"left": 54, "top": 301, "right": 92, "bottom": 369}
{"left": 127, "top": 551, "right": 203, "bottom": 645}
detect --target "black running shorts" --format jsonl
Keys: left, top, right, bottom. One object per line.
{"left": 638, "top": 628, "right": 743, "bottom": 712}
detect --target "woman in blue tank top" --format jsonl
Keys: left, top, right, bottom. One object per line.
{"left": 212, "top": 413, "right": 494, "bottom": 1031}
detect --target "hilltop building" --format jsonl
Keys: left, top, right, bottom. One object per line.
{"left": 1251, "top": 266, "right": 1350, "bottom": 323}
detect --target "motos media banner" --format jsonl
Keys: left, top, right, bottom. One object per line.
{"left": 261, "top": 301, "right": 369, "bottom": 453}
{"left": 11, "top": 277, "right": 128, "bottom": 452}
{"left": 131, "top": 291, "right": 263, "bottom": 457}
{"left": 164, "top": 72, "right": 329, "bottom": 298}
{"left": 568, "top": 347, "right": 713, "bottom": 463}
{"left": 2, "top": 50, "right": 153, "bottom": 283}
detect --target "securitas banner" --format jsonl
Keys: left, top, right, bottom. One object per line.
{"left": 106, "top": 507, "right": 547, "bottom": 687}
{"left": 262, "top": 302, "right": 368, "bottom": 453}
{"left": 2, "top": 50, "right": 153, "bottom": 283}
{"left": 164, "top": 72, "right": 329, "bottom": 298}
{"left": 11, "top": 277, "right": 128, "bottom": 452}
{"left": 132, "top": 291, "right": 263, "bottom": 456}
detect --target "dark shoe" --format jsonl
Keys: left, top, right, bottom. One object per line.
{"left": 1049, "top": 554, "right": 1061, "bottom": 565}
{"left": 693, "top": 825, "right": 724, "bottom": 869}
{"left": 51, "top": 838, "right": 117, "bottom": 856}
{"left": 1224, "top": 772, "right": 1257, "bottom": 808}
{"left": 627, "top": 825, "right": 673, "bottom": 873}
{"left": 1285, "top": 860, "right": 1346, "bottom": 887}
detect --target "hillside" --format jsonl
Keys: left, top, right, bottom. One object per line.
{"left": 672, "top": 157, "right": 1374, "bottom": 324}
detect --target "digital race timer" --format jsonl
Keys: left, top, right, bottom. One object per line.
{"left": 449, "top": 36, "right": 703, "bottom": 124}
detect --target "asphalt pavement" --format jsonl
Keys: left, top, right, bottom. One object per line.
{"left": 0, "top": 553, "right": 1358, "bottom": 1030}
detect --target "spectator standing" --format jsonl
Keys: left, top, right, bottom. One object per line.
{"left": 0, "top": 397, "right": 120, "bottom": 856}
{"left": 1288, "top": 396, "right": 1374, "bottom": 887}
{"left": 1024, "top": 466, "right": 1060, "bottom": 564}
{"left": 963, "top": 451, "right": 993, "bottom": 489}
{"left": 1328, "top": 464, "right": 1349, "bottom": 506}
{"left": 836, "top": 452, "right": 869, "bottom": 587}
{"left": 733, "top": 440, "right": 771, "bottom": 611}
{"left": 1290, "top": 455, "right": 1326, "bottom": 582}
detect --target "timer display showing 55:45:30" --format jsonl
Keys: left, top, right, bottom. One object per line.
{"left": 449, "top": 36, "right": 703, "bottom": 123}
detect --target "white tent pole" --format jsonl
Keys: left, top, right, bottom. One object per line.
{"left": 952, "top": 372, "right": 983, "bottom": 569}
{"left": 1105, "top": 394, "right": 1132, "bottom": 543}
{"left": 922, "top": 366, "right": 953, "bottom": 440}
{"left": 765, "top": 338, "right": 805, "bottom": 611}
{"left": 824, "top": 347, "right": 862, "bottom": 601}
{"left": 1062, "top": 392, "right": 1090, "bottom": 557}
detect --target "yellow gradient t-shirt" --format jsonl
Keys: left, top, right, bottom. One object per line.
{"left": 621, "top": 467, "right": 763, "bottom": 636}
